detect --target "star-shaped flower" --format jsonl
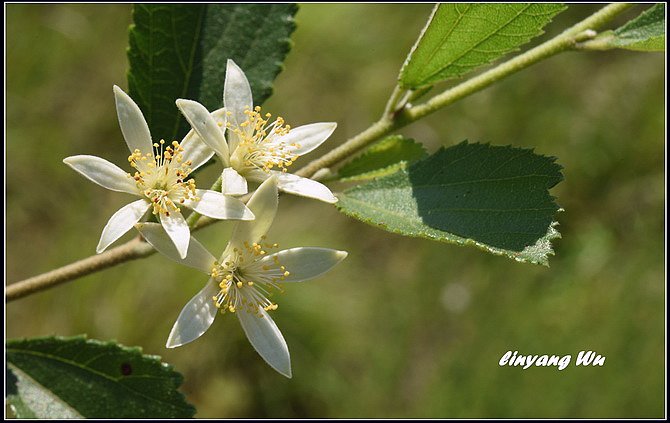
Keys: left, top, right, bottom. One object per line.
{"left": 64, "top": 86, "right": 254, "bottom": 258}
{"left": 136, "top": 177, "right": 347, "bottom": 377}
{"left": 175, "top": 59, "right": 338, "bottom": 203}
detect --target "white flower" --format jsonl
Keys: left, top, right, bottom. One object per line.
{"left": 175, "top": 59, "right": 338, "bottom": 203}
{"left": 135, "top": 177, "right": 347, "bottom": 378}
{"left": 63, "top": 86, "right": 254, "bottom": 258}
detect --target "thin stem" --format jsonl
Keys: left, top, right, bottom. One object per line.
{"left": 406, "top": 3, "right": 632, "bottom": 121}
{"left": 6, "top": 3, "right": 633, "bottom": 302}
{"left": 575, "top": 33, "right": 617, "bottom": 51}
{"left": 294, "top": 118, "right": 397, "bottom": 178}
{"left": 382, "top": 85, "right": 405, "bottom": 117}
{"left": 6, "top": 238, "right": 155, "bottom": 302}
{"left": 296, "top": 3, "right": 632, "bottom": 178}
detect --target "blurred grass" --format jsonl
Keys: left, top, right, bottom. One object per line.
{"left": 5, "top": 4, "right": 665, "bottom": 418}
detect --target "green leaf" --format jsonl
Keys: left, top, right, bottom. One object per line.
{"left": 337, "top": 142, "right": 563, "bottom": 265}
{"left": 6, "top": 335, "right": 195, "bottom": 419}
{"left": 399, "top": 3, "right": 566, "bottom": 89}
{"left": 337, "top": 136, "right": 427, "bottom": 182}
{"left": 605, "top": 4, "right": 665, "bottom": 51}
{"left": 127, "top": 4, "right": 298, "bottom": 142}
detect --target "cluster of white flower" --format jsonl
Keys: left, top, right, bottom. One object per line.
{"left": 64, "top": 60, "right": 347, "bottom": 378}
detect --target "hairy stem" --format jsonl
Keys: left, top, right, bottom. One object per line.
{"left": 405, "top": 3, "right": 632, "bottom": 122}
{"left": 6, "top": 238, "right": 155, "bottom": 302}
{"left": 294, "top": 118, "right": 398, "bottom": 178}
{"left": 6, "top": 3, "right": 632, "bottom": 302}
{"left": 296, "top": 2, "right": 632, "bottom": 178}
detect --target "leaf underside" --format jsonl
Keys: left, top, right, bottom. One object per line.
{"left": 611, "top": 3, "right": 665, "bottom": 51}
{"left": 337, "top": 142, "right": 564, "bottom": 265}
{"left": 6, "top": 335, "right": 195, "bottom": 419}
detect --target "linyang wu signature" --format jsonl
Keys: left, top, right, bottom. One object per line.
{"left": 499, "top": 350, "right": 606, "bottom": 370}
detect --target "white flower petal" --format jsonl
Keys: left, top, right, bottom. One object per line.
{"left": 253, "top": 248, "right": 348, "bottom": 283}
{"left": 228, "top": 176, "right": 278, "bottom": 252}
{"left": 135, "top": 222, "right": 216, "bottom": 273}
{"left": 113, "top": 85, "right": 152, "bottom": 155}
{"left": 186, "top": 189, "right": 254, "bottom": 220}
{"left": 221, "top": 167, "right": 248, "bottom": 196}
{"left": 166, "top": 279, "right": 219, "bottom": 348}
{"left": 180, "top": 129, "right": 214, "bottom": 171}
{"left": 159, "top": 208, "right": 190, "bottom": 259}
{"left": 179, "top": 107, "right": 227, "bottom": 171}
{"left": 63, "top": 155, "right": 139, "bottom": 195}
{"left": 237, "top": 307, "right": 291, "bottom": 378}
{"left": 274, "top": 122, "right": 337, "bottom": 156}
{"left": 224, "top": 59, "right": 253, "bottom": 138}
{"left": 96, "top": 199, "right": 149, "bottom": 253}
{"left": 176, "top": 99, "right": 230, "bottom": 164}
{"left": 274, "top": 171, "right": 338, "bottom": 204}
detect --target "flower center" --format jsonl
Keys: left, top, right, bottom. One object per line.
{"left": 229, "top": 106, "right": 301, "bottom": 173}
{"left": 210, "top": 236, "right": 291, "bottom": 316}
{"left": 127, "top": 140, "right": 198, "bottom": 215}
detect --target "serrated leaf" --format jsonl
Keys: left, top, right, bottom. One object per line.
{"left": 337, "top": 136, "right": 427, "bottom": 182}
{"left": 6, "top": 335, "right": 195, "bottom": 419}
{"left": 127, "top": 4, "right": 297, "bottom": 142}
{"left": 337, "top": 142, "right": 563, "bottom": 265}
{"left": 608, "top": 3, "right": 665, "bottom": 51}
{"left": 400, "top": 3, "right": 566, "bottom": 89}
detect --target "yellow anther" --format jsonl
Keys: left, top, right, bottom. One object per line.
{"left": 236, "top": 281, "right": 243, "bottom": 288}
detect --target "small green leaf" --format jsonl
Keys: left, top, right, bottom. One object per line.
{"left": 337, "top": 142, "right": 563, "bottom": 265}
{"left": 400, "top": 3, "right": 566, "bottom": 88}
{"left": 337, "top": 136, "right": 427, "bottom": 182}
{"left": 596, "top": 4, "right": 665, "bottom": 51}
{"left": 127, "top": 4, "right": 297, "bottom": 142}
{"left": 6, "top": 335, "right": 195, "bottom": 419}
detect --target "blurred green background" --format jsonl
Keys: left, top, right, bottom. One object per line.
{"left": 5, "top": 4, "right": 665, "bottom": 418}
